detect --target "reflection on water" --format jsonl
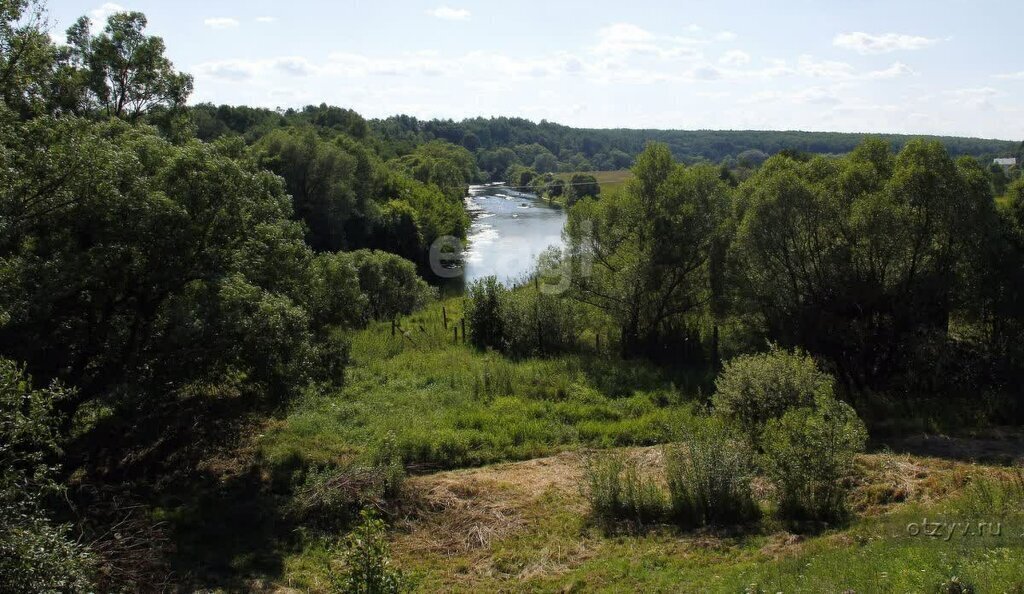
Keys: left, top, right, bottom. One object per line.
{"left": 461, "top": 184, "right": 567, "bottom": 287}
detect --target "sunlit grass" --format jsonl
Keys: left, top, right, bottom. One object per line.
{"left": 258, "top": 298, "right": 698, "bottom": 471}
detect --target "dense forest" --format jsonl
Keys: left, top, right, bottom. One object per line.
{"left": 190, "top": 103, "right": 1023, "bottom": 184}
{"left": 2, "top": 1, "right": 1024, "bottom": 592}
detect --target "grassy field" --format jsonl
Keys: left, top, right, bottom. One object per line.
{"left": 142, "top": 295, "right": 1024, "bottom": 591}
{"left": 244, "top": 299, "right": 1024, "bottom": 593}
{"left": 258, "top": 298, "right": 705, "bottom": 472}
{"left": 278, "top": 448, "right": 1024, "bottom": 592}
{"left": 554, "top": 170, "right": 633, "bottom": 194}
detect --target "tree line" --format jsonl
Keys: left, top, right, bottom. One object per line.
{"left": 470, "top": 140, "right": 1024, "bottom": 420}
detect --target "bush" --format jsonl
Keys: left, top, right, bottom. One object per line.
{"left": 291, "top": 439, "right": 406, "bottom": 533}
{"left": 0, "top": 359, "right": 93, "bottom": 593}
{"left": 760, "top": 395, "right": 867, "bottom": 523}
{"left": 331, "top": 509, "right": 410, "bottom": 594}
{"left": 467, "top": 263, "right": 580, "bottom": 358}
{"left": 466, "top": 277, "right": 506, "bottom": 350}
{"left": 663, "top": 420, "right": 760, "bottom": 528}
{"left": 344, "top": 250, "right": 437, "bottom": 322}
{"left": 713, "top": 345, "right": 834, "bottom": 449}
{"left": 583, "top": 453, "right": 666, "bottom": 526}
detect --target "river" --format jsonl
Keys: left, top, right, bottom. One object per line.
{"left": 460, "top": 184, "right": 567, "bottom": 287}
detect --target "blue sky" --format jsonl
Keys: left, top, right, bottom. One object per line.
{"left": 45, "top": 0, "right": 1024, "bottom": 139}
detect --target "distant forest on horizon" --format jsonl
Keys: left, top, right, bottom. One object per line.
{"left": 191, "top": 103, "right": 1024, "bottom": 180}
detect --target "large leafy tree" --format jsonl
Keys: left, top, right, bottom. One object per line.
{"left": 566, "top": 143, "right": 729, "bottom": 357}
{"left": 0, "top": 115, "right": 352, "bottom": 428}
{"left": 64, "top": 11, "right": 192, "bottom": 120}
{"left": 730, "top": 139, "right": 994, "bottom": 386}
{"left": 0, "top": 0, "right": 58, "bottom": 117}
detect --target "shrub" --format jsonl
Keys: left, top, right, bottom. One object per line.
{"left": 291, "top": 442, "right": 406, "bottom": 533}
{"left": 344, "top": 250, "right": 437, "bottom": 322}
{"left": 0, "top": 359, "right": 93, "bottom": 593}
{"left": 467, "top": 271, "right": 580, "bottom": 358}
{"left": 331, "top": 509, "right": 410, "bottom": 594}
{"left": 466, "top": 277, "right": 506, "bottom": 350}
{"left": 713, "top": 345, "right": 834, "bottom": 449}
{"left": 663, "top": 420, "right": 760, "bottom": 528}
{"left": 760, "top": 395, "right": 868, "bottom": 523}
{"left": 583, "top": 453, "right": 666, "bottom": 526}
{"left": 499, "top": 286, "right": 580, "bottom": 358}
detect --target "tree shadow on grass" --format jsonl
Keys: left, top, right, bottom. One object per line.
{"left": 66, "top": 395, "right": 305, "bottom": 591}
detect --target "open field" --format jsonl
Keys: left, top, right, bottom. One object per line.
{"left": 247, "top": 300, "right": 1024, "bottom": 593}
{"left": 277, "top": 446, "right": 1024, "bottom": 592}
{"left": 258, "top": 298, "right": 705, "bottom": 472}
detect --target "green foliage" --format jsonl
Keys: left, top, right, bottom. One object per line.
{"left": 0, "top": 359, "right": 93, "bottom": 593}
{"left": 583, "top": 453, "right": 667, "bottom": 526}
{"left": 730, "top": 139, "right": 996, "bottom": 389}
{"left": 466, "top": 268, "right": 581, "bottom": 358}
{"left": 564, "top": 173, "right": 600, "bottom": 206}
{"left": 64, "top": 10, "right": 193, "bottom": 120}
{"left": 388, "top": 139, "right": 477, "bottom": 201}
{"left": 566, "top": 144, "right": 729, "bottom": 359}
{"left": 343, "top": 250, "right": 437, "bottom": 323}
{"left": 760, "top": 395, "right": 868, "bottom": 523}
{"left": 466, "top": 277, "right": 506, "bottom": 350}
{"left": 663, "top": 419, "right": 759, "bottom": 528}
{"left": 257, "top": 126, "right": 374, "bottom": 252}
{"left": 331, "top": 510, "right": 410, "bottom": 594}
{"left": 712, "top": 346, "right": 833, "bottom": 450}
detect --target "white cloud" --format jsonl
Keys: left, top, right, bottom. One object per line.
{"left": 205, "top": 17, "right": 241, "bottom": 29}
{"left": 90, "top": 3, "right": 125, "bottom": 22}
{"left": 715, "top": 31, "right": 737, "bottom": 42}
{"left": 943, "top": 87, "right": 1002, "bottom": 110}
{"left": 194, "top": 60, "right": 258, "bottom": 81}
{"left": 791, "top": 55, "right": 914, "bottom": 81}
{"left": 255, "top": 16, "right": 278, "bottom": 24}
{"left": 719, "top": 50, "right": 750, "bottom": 66}
{"left": 833, "top": 32, "right": 939, "bottom": 55}
{"left": 204, "top": 17, "right": 240, "bottom": 30}
{"left": 994, "top": 71, "right": 1024, "bottom": 80}
{"left": 591, "top": 23, "right": 703, "bottom": 61}
{"left": 865, "top": 62, "right": 914, "bottom": 80}
{"left": 427, "top": 6, "right": 470, "bottom": 21}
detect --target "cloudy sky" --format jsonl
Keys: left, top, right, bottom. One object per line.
{"left": 46, "top": 0, "right": 1023, "bottom": 139}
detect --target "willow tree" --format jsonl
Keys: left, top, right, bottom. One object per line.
{"left": 565, "top": 143, "right": 730, "bottom": 358}
{"left": 730, "top": 139, "right": 995, "bottom": 386}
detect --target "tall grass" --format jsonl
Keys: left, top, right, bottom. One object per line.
{"left": 259, "top": 298, "right": 697, "bottom": 472}
{"left": 663, "top": 420, "right": 760, "bottom": 528}
{"left": 583, "top": 453, "right": 666, "bottom": 526}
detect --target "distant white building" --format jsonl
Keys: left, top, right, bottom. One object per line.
{"left": 994, "top": 157, "right": 1017, "bottom": 168}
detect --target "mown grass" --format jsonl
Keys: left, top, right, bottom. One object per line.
{"left": 415, "top": 465, "right": 1024, "bottom": 593}
{"left": 258, "top": 298, "right": 1024, "bottom": 593}
{"left": 274, "top": 453, "right": 1024, "bottom": 593}
{"left": 258, "top": 298, "right": 702, "bottom": 473}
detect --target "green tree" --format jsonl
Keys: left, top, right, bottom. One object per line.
{"left": 730, "top": 139, "right": 994, "bottom": 387}
{"left": 565, "top": 173, "right": 600, "bottom": 206}
{"left": 67, "top": 11, "right": 193, "bottom": 120}
{"left": 566, "top": 144, "right": 729, "bottom": 357}
{"left": 257, "top": 126, "right": 367, "bottom": 252}
{"left": 0, "top": 0, "right": 58, "bottom": 117}
{"left": 0, "top": 359, "right": 94, "bottom": 592}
